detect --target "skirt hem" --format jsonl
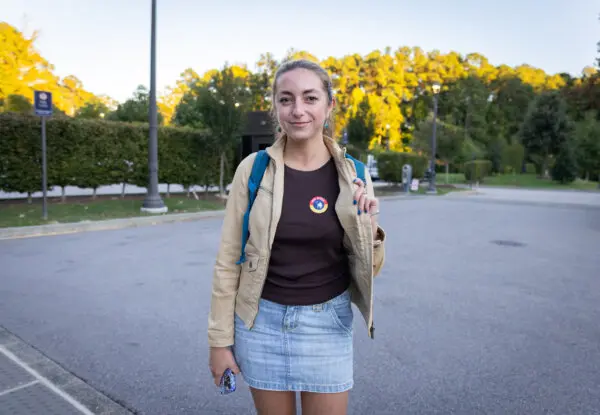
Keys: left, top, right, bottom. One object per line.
{"left": 243, "top": 374, "right": 353, "bottom": 393}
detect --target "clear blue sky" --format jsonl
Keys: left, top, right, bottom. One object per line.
{"left": 4, "top": 0, "right": 598, "bottom": 102}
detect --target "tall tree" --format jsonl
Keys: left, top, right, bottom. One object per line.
{"left": 412, "top": 115, "right": 466, "bottom": 181}
{"left": 106, "top": 85, "right": 164, "bottom": 124}
{"left": 346, "top": 96, "right": 375, "bottom": 153}
{"left": 573, "top": 111, "right": 600, "bottom": 181}
{"left": 174, "top": 65, "right": 251, "bottom": 196}
{"left": 519, "top": 91, "right": 574, "bottom": 177}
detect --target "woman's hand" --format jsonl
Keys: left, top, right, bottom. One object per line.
{"left": 353, "top": 178, "right": 380, "bottom": 239}
{"left": 209, "top": 347, "right": 240, "bottom": 386}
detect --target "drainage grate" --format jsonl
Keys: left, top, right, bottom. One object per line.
{"left": 491, "top": 240, "right": 526, "bottom": 247}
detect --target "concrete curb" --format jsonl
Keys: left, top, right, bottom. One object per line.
{"left": 0, "top": 191, "right": 470, "bottom": 241}
{"left": 0, "top": 210, "right": 226, "bottom": 240}
{"left": 0, "top": 326, "right": 134, "bottom": 415}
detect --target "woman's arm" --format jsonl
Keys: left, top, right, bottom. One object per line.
{"left": 207, "top": 154, "right": 255, "bottom": 348}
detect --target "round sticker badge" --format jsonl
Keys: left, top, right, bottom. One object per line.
{"left": 309, "top": 196, "right": 328, "bottom": 214}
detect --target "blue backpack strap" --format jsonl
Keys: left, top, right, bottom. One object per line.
{"left": 344, "top": 153, "right": 367, "bottom": 189}
{"left": 237, "top": 150, "right": 271, "bottom": 265}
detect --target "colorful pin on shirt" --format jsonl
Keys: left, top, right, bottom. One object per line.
{"left": 309, "top": 196, "right": 328, "bottom": 214}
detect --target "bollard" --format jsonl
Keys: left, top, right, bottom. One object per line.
{"left": 402, "top": 164, "right": 413, "bottom": 193}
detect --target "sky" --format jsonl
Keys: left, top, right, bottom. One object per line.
{"left": 3, "top": 0, "right": 599, "bottom": 103}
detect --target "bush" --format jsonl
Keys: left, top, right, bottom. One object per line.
{"left": 464, "top": 160, "right": 492, "bottom": 183}
{"left": 551, "top": 139, "right": 578, "bottom": 184}
{"left": 502, "top": 142, "right": 525, "bottom": 174}
{"left": 0, "top": 113, "right": 223, "bottom": 196}
{"left": 525, "top": 163, "right": 536, "bottom": 174}
{"left": 376, "top": 151, "right": 428, "bottom": 184}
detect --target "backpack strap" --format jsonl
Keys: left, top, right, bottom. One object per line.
{"left": 344, "top": 153, "right": 367, "bottom": 190}
{"left": 237, "top": 150, "right": 271, "bottom": 265}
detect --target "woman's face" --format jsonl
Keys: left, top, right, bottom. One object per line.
{"left": 274, "top": 68, "right": 333, "bottom": 142}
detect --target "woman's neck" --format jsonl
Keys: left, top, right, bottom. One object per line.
{"left": 283, "top": 134, "right": 331, "bottom": 171}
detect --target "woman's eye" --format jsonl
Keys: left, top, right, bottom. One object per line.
{"left": 306, "top": 96, "right": 318, "bottom": 102}
{"left": 279, "top": 97, "right": 290, "bottom": 104}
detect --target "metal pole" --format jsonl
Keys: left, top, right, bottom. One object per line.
{"left": 141, "top": 0, "right": 167, "bottom": 213}
{"left": 428, "top": 94, "right": 438, "bottom": 194}
{"left": 41, "top": 116, "right": 48, "bottom": 220}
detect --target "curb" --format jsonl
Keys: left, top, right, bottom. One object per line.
{"left": 0, "top": 326, "right": 134, "bottom": 415}
{"left": 0, "top": 209, "right": 226, "bottom": 240}
{"left": 0, "top": 191, "right": 474, "bottom": 241}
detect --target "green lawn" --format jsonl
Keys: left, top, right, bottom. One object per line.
{"left": 438, "top": 173, "right": 599, "bottom": 191}
{"left": 374, "top": 184, "right": 468, "bottom": 197}
{"left": 0, "top": 196, "right": 225, "bottom": 228}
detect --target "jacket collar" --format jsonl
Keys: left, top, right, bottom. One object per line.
{"left": 265, "top": 134, "right": 347, "bottom": 166}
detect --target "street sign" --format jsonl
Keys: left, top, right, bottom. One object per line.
{"left": 34, "top": 91, "right": 52, "bottom": 220}
{"left": 410, "top": 179, "right": 420, "bottom": 192}
{"left": 34, "top": 91, "right": 53, "bottom": 116}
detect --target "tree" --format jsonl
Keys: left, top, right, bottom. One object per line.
{"left": 346, "top": 96, "right": 375, "bottom": 153}
{"left": 412, "top": 115, "right": 465, "bottom": 182}
{"left": 174, "top": 65, "right": 251, "bottom": 196}
{"left": 551, "top": 138, "right": 578, "bottom": 183}
{"left": 0, "top": 94, "right": 33, "bottom": 113}
{"left": 491, "top": 76, "right": 536, "bottom": 141}
{"left": 519, "top": 91, "right": 574, "bottom": 177}
{"left": 573, "top": 111, "right": 600, "bottom": 181}
{"left": 106, "top": 85, "right": 164, "bottom": 124}
{"left": 0, "top": 22, "right": 101, "bottom": 116}
{"left": 75, "top": 101, "right": 110, "bottom": 119}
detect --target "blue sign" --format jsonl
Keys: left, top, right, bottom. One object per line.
{"left": 34, "top": 91, "right": 53, "bottom": 116}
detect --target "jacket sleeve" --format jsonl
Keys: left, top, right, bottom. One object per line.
{"left": 207, "top": 154, "right": 255, "bottom": 348}
{"left": 365, "top": 168, "right": 386, "bottom": 278}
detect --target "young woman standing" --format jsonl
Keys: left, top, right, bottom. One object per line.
{"left": 208, "top": 59, "right": 386, "bottom": 415}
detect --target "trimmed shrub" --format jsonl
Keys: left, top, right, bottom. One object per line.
{"left": 376, "top": 151, "right": 429, "bottom": 184}
{"left": 0, "top": 113, "right": 223, "bottom": 197}
{"left": 464, "top": 160, "right": 492, "bottom": 183}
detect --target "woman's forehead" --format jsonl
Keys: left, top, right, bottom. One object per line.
{"left": 276, "top": 68, "right": 323, "bottom": 94}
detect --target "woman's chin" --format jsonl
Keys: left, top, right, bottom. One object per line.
{"left": 286, "top": 128, "right": 321, "bottom": 142}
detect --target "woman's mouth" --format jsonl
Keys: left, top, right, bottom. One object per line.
{"left": 290, "top": 122, "right": 310, "bottom": 128}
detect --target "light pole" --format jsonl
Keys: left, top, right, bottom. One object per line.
{"left": 427, "top": 82, "right": 441, "bottom": 194}
{"left": 142, "top": 0, "right": 168, "bottom": 213}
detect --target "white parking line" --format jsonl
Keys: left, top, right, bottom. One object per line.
{"left": 0, "top": 380, "right": 40, "bottom": 397}
{"left": 0, "top": 346, "right": 94, "bottom": 415}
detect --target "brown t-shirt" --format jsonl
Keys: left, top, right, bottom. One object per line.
{"left": 260, "top": 158, "right": 350, "bottom": 306}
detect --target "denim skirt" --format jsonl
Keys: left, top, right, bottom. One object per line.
{"left": 233, "top": 289, "right": 354, "bottom": 393}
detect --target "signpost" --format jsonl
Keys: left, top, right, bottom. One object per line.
{"left": 34, "top": 91, "right": 53, "bottom": 220}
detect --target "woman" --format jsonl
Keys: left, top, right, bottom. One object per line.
{"left": 208, "top": 59, "right": 386, "bottom": 415}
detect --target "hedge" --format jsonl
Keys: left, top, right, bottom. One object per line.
{"left": 376, "top": 151, "right": 429, "bottom": 184}
{"left": 0, "top": 113, "right": 223, "bottom": 198}
{"left": 464, "top": 160, "right": 492, "bottom": 183}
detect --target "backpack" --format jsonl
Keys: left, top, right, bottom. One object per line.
{"left": 236, "top": 150, "right": 367, "bottom": 264}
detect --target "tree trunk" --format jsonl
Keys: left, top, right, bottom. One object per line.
{"left": 219, "top": 152, "right": 226, "bottom": 198}
{"left": 121, "top": 183, "right": 126, "bottom": 199}
{"left": 61, "top": 187, "right": 66, "bottom": 203}
{"left": 166, "top": 184, "right": 170, "bottom": 198}
{"left": 92, "top": 188, "right": 97, "bottom": 200}
{"left": 27, "top": 192, "right": 32, "bottom": 204}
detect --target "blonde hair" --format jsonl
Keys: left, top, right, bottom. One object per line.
{"left": 270, "top": 59, "right": 335, "bottom": 138}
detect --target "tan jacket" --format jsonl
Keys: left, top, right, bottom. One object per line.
{"left": 208, "top": 135, "right": 386, "bottom": 348}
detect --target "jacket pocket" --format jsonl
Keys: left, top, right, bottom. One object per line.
{"left": 237, "top": 254, "right": 264, "bottom": 305}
